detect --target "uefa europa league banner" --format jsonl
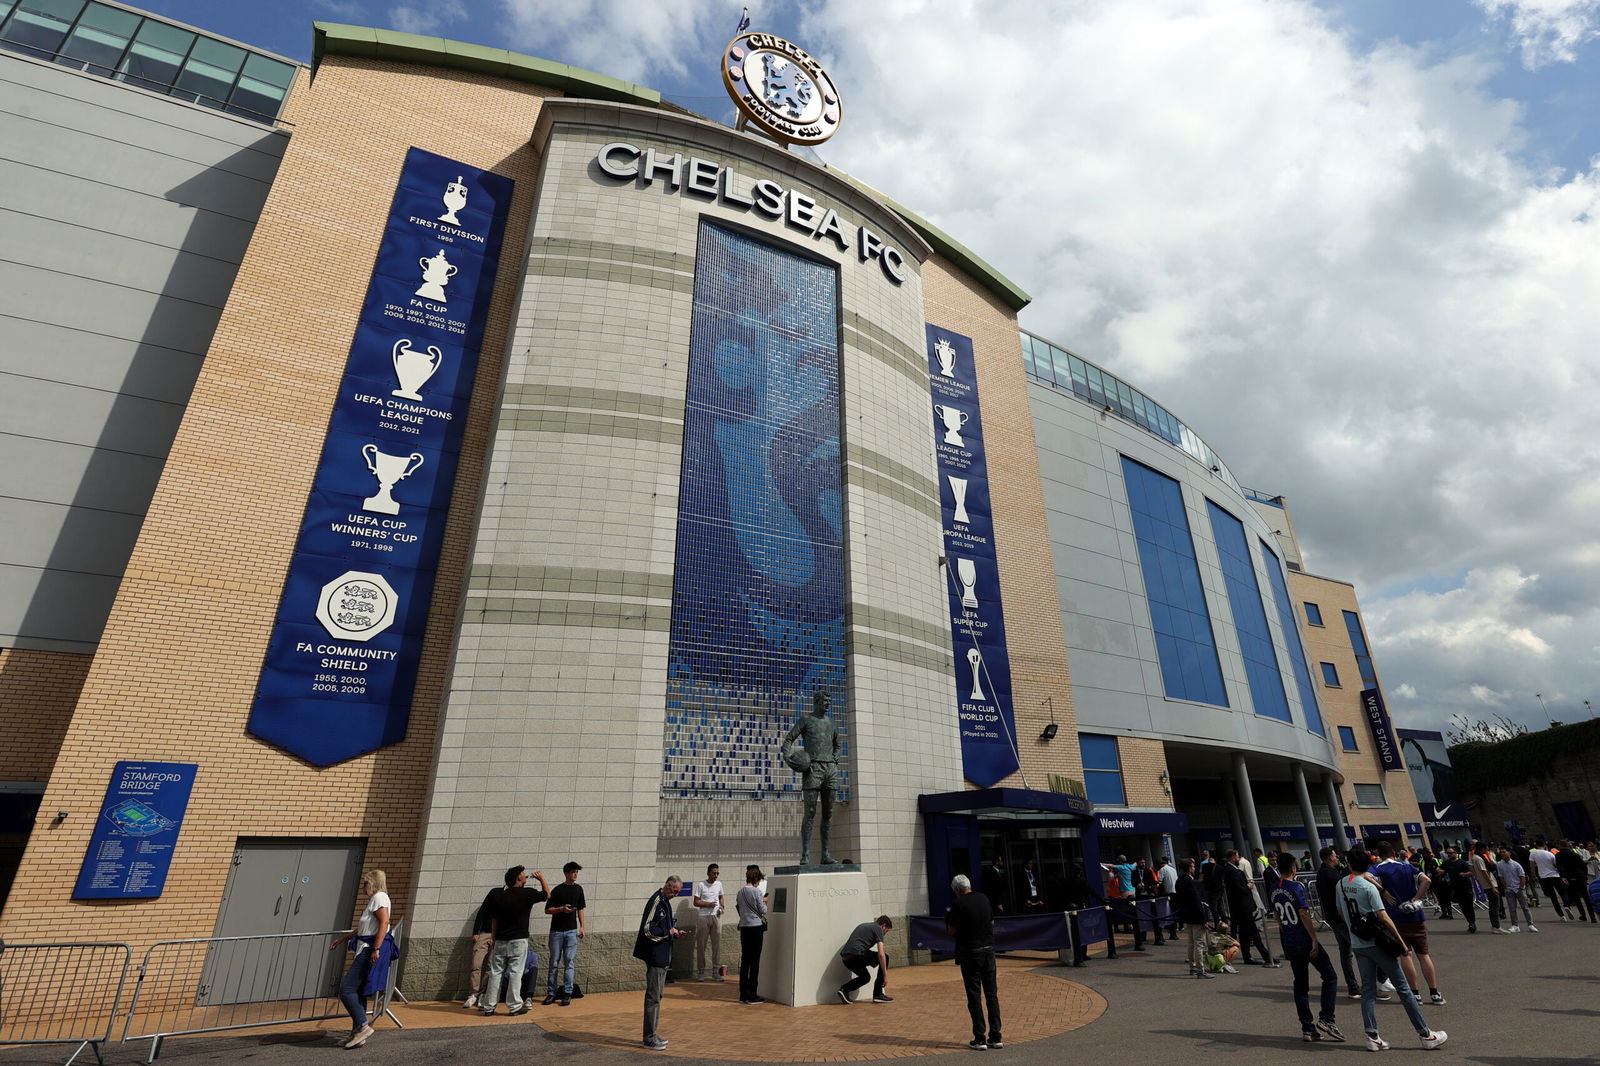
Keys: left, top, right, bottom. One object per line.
{"left": 247, "top": 148, "right": 513, "bottom": 766}
{"left": 927, "top": 326, "right": 1020, "bottom": 787}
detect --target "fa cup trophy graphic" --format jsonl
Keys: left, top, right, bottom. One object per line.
{"left": 439, "top": 175, "right": 468, "bottom": 226}
{"left": 361, "top": 445, "right": 425, "bottom": 515}
{"left": 391, "top": 338, "right": 443, "bottom": 401}
{"left": 415, "top": 248, "right": 458, "bottom": 302}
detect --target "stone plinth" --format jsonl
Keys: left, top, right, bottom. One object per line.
{"left": 761, "top": 868, "right": 873, "bottom": 1006}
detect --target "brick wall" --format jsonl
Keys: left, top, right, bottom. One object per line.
{"left": 0, "top": 648, "right": 89, "bottom": 783}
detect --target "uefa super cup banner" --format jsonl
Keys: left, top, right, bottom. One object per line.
{"left": 927, "top": 326, "right": 1020, "bottom": 787}
{"left": 247, "top": 148, "right": 513, "bottom": 767}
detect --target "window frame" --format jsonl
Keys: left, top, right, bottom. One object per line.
{"left": 1304, "top": 602, "right": 1323, "bottom": 626}
{"left": 1352, "top": 783, "right": 1388, "bottom": 808}
{"left": 1337, "top": 725, "right": 1359, "bottom": 752}
{"left": 1319, "top": 661, "right": 1341, "bottom": 687}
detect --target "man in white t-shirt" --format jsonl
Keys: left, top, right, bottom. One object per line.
{"left": 692, "top": 863, "right": 725, "bottom": 981}
{"left": 1528, "top": 843, "right": 1570, "bottom": 921}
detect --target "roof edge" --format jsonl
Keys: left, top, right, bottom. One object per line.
{"left": 311, "top": 22, "right": 661, "bottom": 107}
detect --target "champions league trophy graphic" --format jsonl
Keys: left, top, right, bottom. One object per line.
{"left": 361, "top": 444, "right": 424, "bottom": 515}
{"left": 948, "top": 475, "right": 971, "bottom": 524}
{"left": 438, "top": 175, "right": 468, "bottom": 226}
{"left": 391, "top": 338, "right": 443, "bottom": 400}
{"left": 956, "top": 557, "right": 979, "bottom": 609}
{"left": 935, "top": 403, "right": 969, "bottom": 447}
{"left": 934, "top": 336, "right": 958, "bottom": 378}
{"left": 415, "top": 248, "right": 458, "bottom": 302}
{"left": 966, "top": 648, "right": 987, "bottom": 701}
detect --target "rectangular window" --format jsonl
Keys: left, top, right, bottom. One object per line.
{"left": 57, "top": 2, "right": 138, "bottom": 73}
{"left": 1353, "top": 783, "right": 1388, "bottom": 808}
{"left": 1342, "top": 610, "right": 1378, "bottom": 686}
{"left": 1, "top": 0, "right": 84, "bottom": 59}
{"left": 1337, "top": 726, "right": 1359, "bottom": 752}
{"left": 1207, "top": 501, "right": 1290, "bottom": 722}
{"left": 1304, "top": 602, "right": 1323, "bottom": 626}
{"left": 1079, "top": 734, "right": 1126, "bottom": 806}
{"left": 1320, "top": 662, "right": 1340, "bottom": 687}
{"left": 117, "top": 18, "right": 193, "bottom": 93}
{"left": 1259, "top": 539, "right": 1325, "bottom": 735}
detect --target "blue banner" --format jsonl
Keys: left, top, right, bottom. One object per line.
{"left": 1361, "top": 687, "right": 1403, "bottom": 771}
{"left": 73, "top": 761, "right": 197, "bottom": 899}
{"left": 927, "top": 326, "right": 1018, "bottom": 787}
{"left": 247, "top": 149, "right": 513, "bottom": 766}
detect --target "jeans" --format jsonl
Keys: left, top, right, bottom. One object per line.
{"left": 1354, "top": 946, "right": 1431, "bottom": 1037}
{"left": 484, "top": 937, "right": 528, "bottom": 1011}
{"left": 957, "top": 948, "right": 1001, "bottom": 1043}
{"left": 1284, "top": 944, "right": 1337, "bottom": 1031}
{"left": 338, "top": 946, "right": 373, "bottom": 1031}
{"left": 841, "top": 953, "right": 887, "bottom": 998}
{"left": 547, "top": 928, "right": 579, "bottom": 995}
{"left": 643, "top": 964, "right": 667, "bottom": 1040}
{"left": 738, "top": 926, "right": 765, "bottom": 1001}
{"left": 1504, "top": 887, "right": 1533, "bottom": 926}
{"left": 1328, "top": 919, "right": 1360, "bottom": 993}
{"left": 694, "top": 912, "right": 721, "bottom": 977}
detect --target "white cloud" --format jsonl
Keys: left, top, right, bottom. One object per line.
{"left": 496, "top": 0, "right": 733, "bottom": 83}
{"left": 389, "top": 0, "right": 467, "bottom": 36}
{"left": 1477, "top": 0, "right": 1600, "bottom": 68}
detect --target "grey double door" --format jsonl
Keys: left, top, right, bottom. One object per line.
{"left": 200, "top": 839, "right": 365, "bottom": 1005}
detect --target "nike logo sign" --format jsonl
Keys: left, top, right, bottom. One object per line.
{"left": 1431, "top": 805, "right": 1452, "bottom": 820}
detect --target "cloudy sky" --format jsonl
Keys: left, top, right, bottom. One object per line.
{"left": 144, "top": 0, "right": 1600, "bottom": 737}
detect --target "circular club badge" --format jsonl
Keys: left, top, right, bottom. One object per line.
{"left": 722, "top": 32, "right": 841, "bottom": 146}
{"left": 315, "top": 571, "right": 399, "bottom": 641}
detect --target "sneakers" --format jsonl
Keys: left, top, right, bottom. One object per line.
{"left": 1304, "top": 1030, "right": 1322, "bottom": 1042}
{"left": 1378, "top": 979, "right": 1395, "bottom": 994}
{"left": 988, "top": 1040, "right": 1004, "bottom": 1049}
{"left": 968, "top": 1039, "right": 989, "bottom": 1050}
{"left": 837, "top": 988, "right": 851, "bottom": 1004}
{"left": 1376, "top": 987, "right": 1392, "bottom": 1002}
{"left": 559, "top": 995, "right": 571, "bottom": 1007}
{"left": 508, "top": 1005, "right": 529, "bottom": 1017}
{"left": 642, "top": 1036, "right": 669, "bottom": 1050}
{"left": 1509, "top": 925, "right": 1520, "bottom": 933}
{"left": 1348, "top": 989, "right": 1362, "bottom": 999}
{"left": 1492, "top": 927, "right": 1511, "bottom": 934}
{"left": 462, "top": 993, "right": 479, "bottom": 1009}
{"left": 1192, "top": 968, "right": 1216, "bottom": 979}
{"left": 480, "top": 1007, "right": 497, "bottom": 1016}
{"left": 343, "top": 1026, "right": 374, "bottom": 1049}
{"left": 1420, "top": 1030, "right": 1448, "bottom": 1050}
{"left": 1429, "top": 992, "right": 1446, "bottom": 1005}
{"left": 1318, "top": 1021, "right": 1346, "bottom": 1042}
{"left": 1365, "top": 1034, "right": 1390, "bottom": 1052}
{"left": 1528, "top": 924, "right": 1540, "bottom": 932}
{"left": 873, "top": 993, "right": 895, "bottom": 1003}
{"left": 1223, "top": 964, "right": 1239, "bottom": 974}
{"left": 542, "top": 993, "right": 557, "bottom": 1005}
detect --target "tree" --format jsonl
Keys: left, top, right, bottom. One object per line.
{"left": 1445, "top": 713, "right": 1528, "bottom": 745}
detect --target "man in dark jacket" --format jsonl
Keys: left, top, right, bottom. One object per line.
{"left": 1557, "top": 842, "right": 1597, "bottom": 921}
{"left": 946, "top": 874, "right": 1001, "bottom": 1049}
{"left": 1315, "top": 846, "right": 1361, "bottom": 998}
{"left": 1175, "top": 858, "right": 1213, "bottom": 979}
{"left": 1223, "top": 850, "right": 1276, "bottom": 967}
{"left": 635, "top": 875, "right": 684, "bottom": 1050}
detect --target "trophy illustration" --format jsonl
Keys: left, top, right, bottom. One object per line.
{"left": 948, "top": 475, "right": 971, "bottom": 524}
{"left": 438, "top": 175, "right": 468, "bottom": 226}
{"left": 415, "top": 248, "right": 458, "bottom": 302}
{"left": 934, "top": 404, "right": 969, "bottom": 447}
{"left": 956, "top": 557, "right": 979, "bottom": 609}
{"left": 391, "top": 338, "right": 443, "bottom": 400}
{"left": 966, "top": 648, "right": 987, "bottom": 701}
{"left": 935, "top": 337, "right": 958, "bottom": 378}
{"left": 361, "top": 445, "right": 425, "bottom": 515}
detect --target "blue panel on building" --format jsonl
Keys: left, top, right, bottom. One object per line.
{"left": 1259, "top": 538, "right": 1325, "bottom": 736}
{"left": 1207, "top": 501, "right": 1291, "bottom": 722}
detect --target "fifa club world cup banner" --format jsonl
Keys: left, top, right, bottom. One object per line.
{"left": 247, "top": 148, "right": 513, "bottom": 766}
{"left": 927, "top": 325, "right": 1019, "bottom": 787}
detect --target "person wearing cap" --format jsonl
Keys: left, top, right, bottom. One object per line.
{"left": 543, "top": 861, "right": 586, "bottom": 1006}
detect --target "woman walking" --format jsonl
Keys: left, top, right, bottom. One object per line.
{"left": 736, "top": 866, "right": 768, "bottom": 1003}
{"left": 331, "top": 869, "right": 392, "bottom": 1050}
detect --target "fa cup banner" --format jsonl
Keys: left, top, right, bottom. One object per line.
{"left": 927, "top": 326, "right": 1020, "bottom": 787}
{"left": 247, "top": 148, "right": 513, "bottom": 766}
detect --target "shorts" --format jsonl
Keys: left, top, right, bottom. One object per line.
{"left": 1397, "top": 924, "right": 1429, "bottom": 955}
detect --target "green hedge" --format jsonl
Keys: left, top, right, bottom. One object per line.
{"left": 1450, "top": 718, "right": 1600, "bottom": 793}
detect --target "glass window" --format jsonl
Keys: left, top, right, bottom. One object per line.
{"left": 227, "top": 52, "right": 294, "bottom": 121}
{"left": 117, "top": 18, "right": 193, "bottom": 93}
{"left": 1320, "top": 662, "right": 1340, "bottom": 686}
{"left": 56, "top": 1, "right": 136, "bottom": 72}
{"left": 1342, "top": 610, "right": 1378, "bottom": 686}
{"left": 1079, "top": 734, "right": 1126, "bottom": 806}
{"left": 1337, "top": 726, "right": 1358, "bottom": 752}
{"left": 1, "top": 0, "right": 84, "bottom": 58}
{"left": 1122, "top": 457, "right": 1228, "bottom": 706}
{"left": 1019, "top": 335, "right": 1042, "bottom": 381}
{"left": 1114, "top": 378, "right": 1136, "bottom": 418}
{"left": 1068, "top": 355, "right": 1091, "bottom": 402}
{"left": 1084, "top": 364, "right": 1107, "bottom": 407}
{"left": 1208, "top": 501, "right": 1290, "bottom": 722}
{"left": 1259, "top": 538, "right": 1324, "bottom": 735}
{"left": 1353, "top": 783, "right": 1388, "bottom": 808}
{"left": 174, "top": 34, "right": 244, "bottom": 107}
{"left": 1304, "top": 602, "right": 1323, "bottom": 626}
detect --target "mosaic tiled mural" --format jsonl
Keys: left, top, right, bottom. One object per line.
{"left": 662, "top": 223, "right": 847, "bottom": 798}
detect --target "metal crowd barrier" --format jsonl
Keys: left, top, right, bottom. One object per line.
{"left": 0, "top": 938, "right": 131, "bottom": 1066}
{"left": 122, "top": 922, "right": 404, "bottom": 1062}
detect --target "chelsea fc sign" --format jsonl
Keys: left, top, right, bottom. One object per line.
{"left": 722, "top": 31, "right": 841, "bottom": 146}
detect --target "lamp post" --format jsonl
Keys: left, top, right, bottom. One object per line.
{"left": 1536, "top": 692, "right": 1552, "bottom": 728}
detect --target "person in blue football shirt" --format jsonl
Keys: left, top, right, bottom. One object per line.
{"left": 1339, "top": 848, "right": 1447, "bottom": 1053}
{"left": 1370, "top": 840, "right": 1445, "bottom": 1005}
{"left": 1269, "top": 852, "right": 1344, "bottom": 1042}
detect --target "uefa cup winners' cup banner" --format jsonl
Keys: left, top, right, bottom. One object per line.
{"left": 927, "top": 326, "right": 1019, "bottom": 787}
{"left": 247, "top": 148, "right": 513, "bottom": 767}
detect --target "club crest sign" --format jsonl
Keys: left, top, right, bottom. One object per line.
{"left": 721, "top": 32, "right": 841, "bottom": 146}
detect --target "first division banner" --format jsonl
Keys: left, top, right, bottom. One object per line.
{"left": 927, "top": 325, "right": 1019, "bottom": 787}
{"left": 247, "top": 148, "right": 513, "bottom": 766}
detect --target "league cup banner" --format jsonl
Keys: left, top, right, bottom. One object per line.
{"left": 247, "top": 148, "right": 513, "bottom": 767}
{"left": 73, "top": 761, "right": 197, "bottom": 899}
{"left": 1361, "top": 687, "right": 1403, "bottom": 771}
{"left": 927, "top": 325, "right": 1019, "bottom": 787}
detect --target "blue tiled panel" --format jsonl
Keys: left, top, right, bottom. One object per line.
{"left": 661, "top": 223, "right": 847, "bottom": 799}
{"left": 1120, "top": 457, "right": 1227, "bottom": 706}
{"left": 1259, "top": 539, "right": 1326, "bottom": 736}
{"left": 1207, "top": 501, "right": 1291, "bottom": 723}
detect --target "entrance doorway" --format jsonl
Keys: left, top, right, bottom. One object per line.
{"left": 980, "top": 828, "right": 1085, "bottom": 914}
{"left": 201, "top": 838, "right": 365, "bottom": 1004}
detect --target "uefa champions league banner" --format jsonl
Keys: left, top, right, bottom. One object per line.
{"left": 927, "top": 326, "right": 1020, "bottom": 787}
{"left": 247, "top": 148, "right": 513, "bottom": 767}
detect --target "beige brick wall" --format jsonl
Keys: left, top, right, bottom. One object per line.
{"left": 920, "top": 261, "right": 1082, "bottom": 789}
{"left": 0, "top": 648, "right": 89, "bottom": 783}
{"left": 1291, "top": 571, "right": 1424, "bottom": 834}
{"left": 1116, "top": 736, "right": 1172, "bottom": 807}
{"left": 0, "top": 57, "right": 554, "bottom": 945}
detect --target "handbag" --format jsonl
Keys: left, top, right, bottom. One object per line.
{"left": 1350, "top": 912, "right": 1406, "bottom": 958}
